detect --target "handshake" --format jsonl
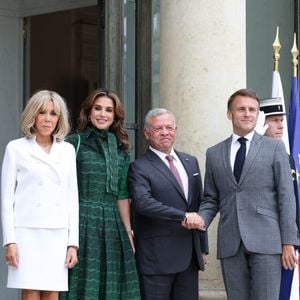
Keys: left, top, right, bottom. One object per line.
{"left": 181, "top": 212, "right": 206, "bottom": 231}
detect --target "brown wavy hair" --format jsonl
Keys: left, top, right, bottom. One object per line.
{"left": 77, "top": 88, "right": 130, "bottom": 152}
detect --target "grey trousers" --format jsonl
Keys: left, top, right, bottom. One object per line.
{"left": 221, "top": 242, "right": 281, "bottom": 300}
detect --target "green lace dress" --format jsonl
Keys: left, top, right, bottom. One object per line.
{"left": 60, "top": 126, "right": 140, "bottom": 300}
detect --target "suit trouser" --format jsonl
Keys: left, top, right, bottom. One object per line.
{"left": 139, "top": 253, "right": 199, "bottom": 300}
{"left": 220, "top": 242, "right": 281, "bottom": 300}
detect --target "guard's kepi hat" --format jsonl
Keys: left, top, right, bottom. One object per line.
{"left": 259, "top": 97, "right": 286, "bottom": 116}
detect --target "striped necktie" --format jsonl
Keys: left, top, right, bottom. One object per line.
{"left": 165, "top": 155, "right": 184, "bottom": 191}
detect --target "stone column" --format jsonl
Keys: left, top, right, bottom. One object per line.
{"left": 160, "top": 0, "right": 246, "bottom": 294}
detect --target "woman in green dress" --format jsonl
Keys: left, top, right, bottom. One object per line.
{"left": 60, "top": 89, "right": 140, "bottom": 300}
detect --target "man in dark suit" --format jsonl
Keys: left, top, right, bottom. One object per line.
{"left": 199, "top": 89, "right": 299, "bottom": 300}
{"left": 128, "top": 108, "right": 208, "bottom": 300}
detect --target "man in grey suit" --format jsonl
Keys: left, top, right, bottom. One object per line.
{"left": 199, "top": 89, "right": 299, "bottom": 300}
{"left": 259, "top": 97, "right": 300, "bottom": 232}
{"left": 128, "top": 108, "right": 208, "bottom": 300}
{"left": 259, "top": 98, "right": 300, "bottom": 297}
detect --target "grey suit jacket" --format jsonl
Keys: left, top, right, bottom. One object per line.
{"left": 200, "top": 132, "right": 299, "bottom": 259}
{"left": 128, "top": 149, "right": 208, "bottom": 275}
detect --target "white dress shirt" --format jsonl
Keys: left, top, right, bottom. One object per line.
{"left": 230, "top": 131, "right": 255, "bottom": 171}
{"left": 149, "top": 146, "right": 189, "bottom": 199}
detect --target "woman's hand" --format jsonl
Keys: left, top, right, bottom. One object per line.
{"left": 127, "top": 231, "right": 135, "bottom": 253}
{"left": 65, "top": 246, "right": 78, "bottom": 268}
{"left": 5, "top": 243, "right": 19, "bottom": 268}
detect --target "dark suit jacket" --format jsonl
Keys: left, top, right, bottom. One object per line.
{"left": 289, "top": 156, "right": 300, "bottom": 234}
{"left": 128, "top": 149, "right": 208, "bottom": 275}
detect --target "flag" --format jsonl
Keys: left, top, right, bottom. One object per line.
{"left": 272, "top": 70, "right": 290, "bottom": 153}
{"left": 279, "top": 75, "right": 300, "bottom": 300}
{"left": 288, "top": 76, "right": 300, "bottom": 153}
{"left": 290, "top": 257, "right": 300, "bottom": 300}
{"left": 280, "top": 267, "right": 296, "bottom": 300}
{"left": 288, "top": 75, "right": 300, "bottom": 248}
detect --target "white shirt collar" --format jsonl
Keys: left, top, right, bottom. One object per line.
{"left": 232, "top": 131, "right": 255, "bottom": 144}
{"left": 149, "top": 146, "right": 179, "bottom": 161}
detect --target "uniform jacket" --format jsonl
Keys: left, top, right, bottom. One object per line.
{"left": 128, "top": 149, "right": 208, "bottom": 275}
{"left": 289, "top": 156, "right": 300, "bottom": 233}
{"left": 1, "top": 137, "right": 79, "bottom": 247}
{"left": 200, "top": 132, "right": 299, "bottom": 259}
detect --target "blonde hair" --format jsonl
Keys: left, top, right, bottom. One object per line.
{"left": 20, "top": 90, "right": 70, "bottom": 141}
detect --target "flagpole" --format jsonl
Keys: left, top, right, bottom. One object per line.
{"left": 271, "top": 26, "right": 290, "bottom": 153}
{"left": 291, "top": 33, "right": 299, "bottom": 77}
{"left": 273, "top": 26, "right": 281, "bottom": 72}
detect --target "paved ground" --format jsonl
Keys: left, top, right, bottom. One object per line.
{"left": 199, "top": 290, "right": 227, "bottom": 300}
{"left": 199, "top": 278, "right": 227, "bottom": 299}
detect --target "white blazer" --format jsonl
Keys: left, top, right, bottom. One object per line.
{"left": 1, "top": 136, "right": 79, "bottom": 247}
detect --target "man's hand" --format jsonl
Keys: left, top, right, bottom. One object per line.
{"left": 282, "top": 244, "right": 298, "bottom": 270}
{"left": 181, "top": 212, "right": 205, "bottom": 230}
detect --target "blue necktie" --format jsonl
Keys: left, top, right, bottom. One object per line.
{"left": 234, "top": 137, "right": 247, "bottom": 182}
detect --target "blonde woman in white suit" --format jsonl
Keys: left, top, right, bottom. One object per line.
{"left": 1, "top": 90, "right": 79, "bottom": 300}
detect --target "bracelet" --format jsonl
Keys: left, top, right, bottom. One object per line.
{"left": 127, "top": 230, "right": 134, "bottom": 237}
{"left": 4, "top": 243, "right": 15, "bottom": 249}
{"left": 68, "top": 245, "right": 78, "bottom": 250}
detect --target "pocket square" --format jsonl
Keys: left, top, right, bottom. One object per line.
{"left": 193, "top": 172, "right": 199, "bottom": 176}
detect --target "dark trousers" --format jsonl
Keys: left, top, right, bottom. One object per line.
{"left": 139, "top": 254, "right": 199, "bottom": 300}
